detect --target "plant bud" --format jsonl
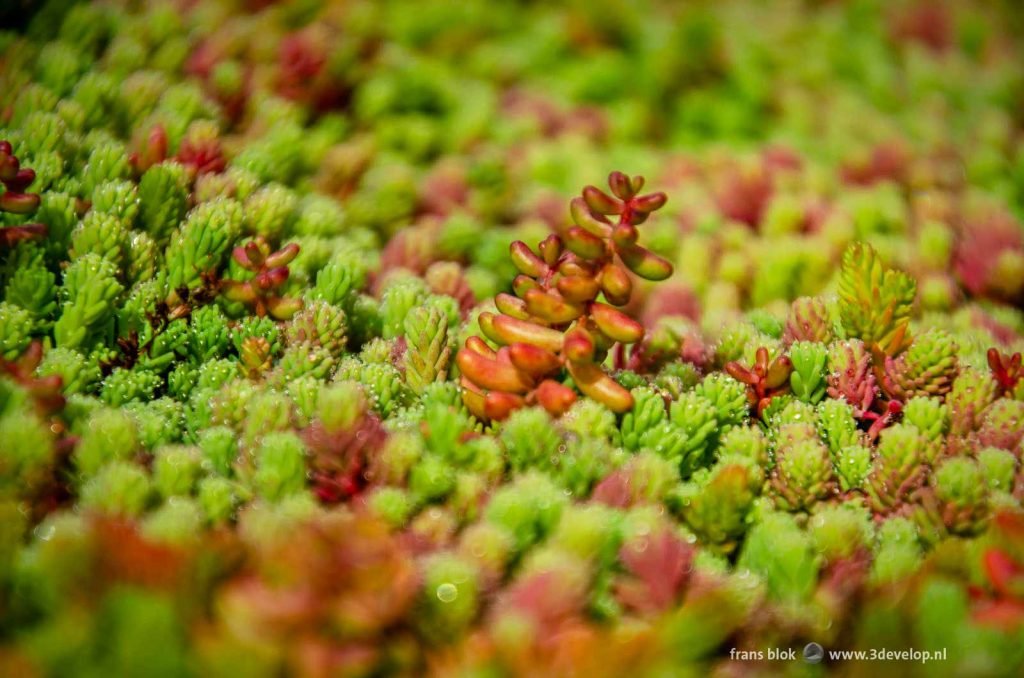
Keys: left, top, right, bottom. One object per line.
{"left": 512, "top": 274, "right": 540, "bottom": 298}
{"left": 456, "top": 349, "right": 534, "bottom": 394}
{"left": 538, "top": 233, "right": 563, "bottom": 266}
{"left": 460, "top": 377, "right": 488, "bottom": 419}
{"left": 591, "top": 302, "right": 644, "bottom": 343}
{"left": 619, "top": 243, "right": 673, "bottom": 280}
{"left": 265, "top": 241, "right": 300, "bottom": 267}
{"left": 510, "top": 241, "right": 547, "bottom": 277}
{"left": 765, "top": 356, "right": 793, "bottom": 389}
{"left": 556, "top": 274, "right": 600, "bottom": 303}
{"left": 465, "top": 336, "right": 496, "bottom": 358}
{"left": 479, "top": 312, "right": 563, "bottom": 351}
{"left": 523, "top": 288, "right": 584, "bottom": 324}
{"left": 612, "top": 222, "right": 639, "bottom": 247}
{"left": 570, "top": 196, "right": 613, "bottom": 236}
{"left": 582, "top": 185, "right": 621, "bottom": 215}
{"left": 564, "top": 226, "right": 606, "bottom": 259}
{"left": 563, "top": 326, "right": 596, "bottom": 363}
{"left": 608, "top": 171, "right": 634, "bottom": 200}
{"left": 485, "top": 391, "right": 526, "bottom": 421}
{"left": 633, "top": 192, "right": 667, "bottom": 213}
{"left": 599, "top": 263, "right": 632, "bottom": 305}
{"left": 495, "top": 292, "right": 530, "bottom": 319}
{"left": 567, "top": 360, "right": 633, "bottom": 412}
{"left": 536, "top": 379, "right": 577, "bottom": 416}
{"left": 508, "top": 343, "right": 561, "bottom": 377}
{"left": 266, "top": 295, "right": 303, "bottom": 320}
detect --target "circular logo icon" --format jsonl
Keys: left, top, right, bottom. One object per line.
{"left": 803, "top": 642, "right": 824, "bottom": 664}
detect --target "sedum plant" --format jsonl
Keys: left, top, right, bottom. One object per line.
{"left": 0, "top": 140, "right": 48, "bottom": 249}
{"left": 458, "top": 171, "right": 672, "bottom": 420}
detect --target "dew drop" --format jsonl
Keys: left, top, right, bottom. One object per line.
{"left": 436, "top": 583, "right": 458, "bottom": 603}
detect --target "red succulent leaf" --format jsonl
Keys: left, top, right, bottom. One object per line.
{"left": 1, "top": 341, "right": 65, "bottom": 417}
{"left": 94, "top": 518, "right": 189, "bottom": 591}
{"left": 419, "top": 162, "right": 470, "bottom": 216}
{"left": 129, "top": 124, "right": 169, "bottom": 174}
{"left": 725, "top": 347, "right": 793, "bottom": 416}
{"left": 257, "top": 266, "right": 290, "bottom": 289}
{"left": 177, "top": 135, "right": 225, "bottom": 177}
{"left": 222, "top": 237, "right": 301, "bottom": 318}
{"left": 0, "top": 140, "right": 44, "bottom": 221}
{"left": 725, "top": 361, "right": 754, "bottom": 384}
{"left": 890, "top": 1, "right": 953, "bottom": 53}
{"left": 231, "top": 243, "right": 255, "bottom": 269}
{"left": 955, "top": 210, "right": 1023, "bottom": 300}
{"left": 275, "top": 29, "right": 345, "bottom": 111}
{"left": 994, "top": 511, "right": 1024, "bottom": 543}
{"left": 983, "top": 550, "right": 1023, "bottom": 599}
{"left": 972, "top": 600, "right": 1024, "bottom": 630}
{"left": 712, "top": 158, "right": 773, "bottom": 227}
{"left": 266, "top": 296, "right": 304, "bottom": 321}
{"left": 293, "top": 638, "right": 381, "bottom": 678}
{"left": 840, "top": 141, "right": 910, "bottom": 186}
{"left": 5, "top": 167, "right": 35, "bottom": 193}
{"left": 0, "top": 223, "right": 47, "bottom": 249}
{"left": 591, "top": 470, "right": 632, "bottom": 508}
{"left": 304, "top": 414, "right": 388, "bottom": 503}
{"left": 222, "top": 280, "right": 256, "bottom": 304}
{"left": 265, "top": 242, "right": 300, "bottom": 268}
{"left": 988, "top": 348, "right": 1022, "bottom": 395}
{"left": 425, "top": 262, "right": 476, "bottom": 316}
{"left": 615, "top": 528, "right": 693, "bottom": 616}
{"left": 864, "top": 399, "right": 903, "bottom": 442}
{"left": 279, "top": 32, "right": 325, "bottom": 82}
{"left": 0, "top": 191, "right": 40, "bottom": 213}
{"left": 0, "top": 140, "right": 17, "bottom": 179}
{"left": 641, "top": 284, "right": 701, "bottom": 326}
{"left": 184, "top": 39, "right": 222, "bottom": 79}
{"left": 500, "top": 570, "right": 588, "bottom": 631}
{"left": 378, "top": 221, "right": 440, "bottom": 277}
{"left": 970, "top": 511, "right": 1024, "bottom": 628}
{"left": 762, "top": 145, "right": 803, "bottom": 174}
{"left": 764, "top": 355, "right": 793, "bottom": 389}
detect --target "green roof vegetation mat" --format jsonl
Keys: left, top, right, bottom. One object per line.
{"left": 1, "top": 0, "right": 1024, "bottom": 675}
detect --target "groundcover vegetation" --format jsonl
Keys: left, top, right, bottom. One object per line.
{"left": 1, "top": 0, "right": 1024, "bottom": 676}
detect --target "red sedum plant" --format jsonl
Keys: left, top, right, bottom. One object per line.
{"left": 458, "top": 172, "right": 673, "bottom": 420}
{"left": 0, "top": 341, "right": 64, "bottom": 418}
{"left": 0, "top": 140, "right": 47, "bottom": 249}
{"left": 988, "top": 348, "right": 1023, "bottom": 397}
{"left": 221, "top": 236, "right": 303, "bottom": 320}
{"left": 725, "top": 346, "right": 794, "bottom": 418}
